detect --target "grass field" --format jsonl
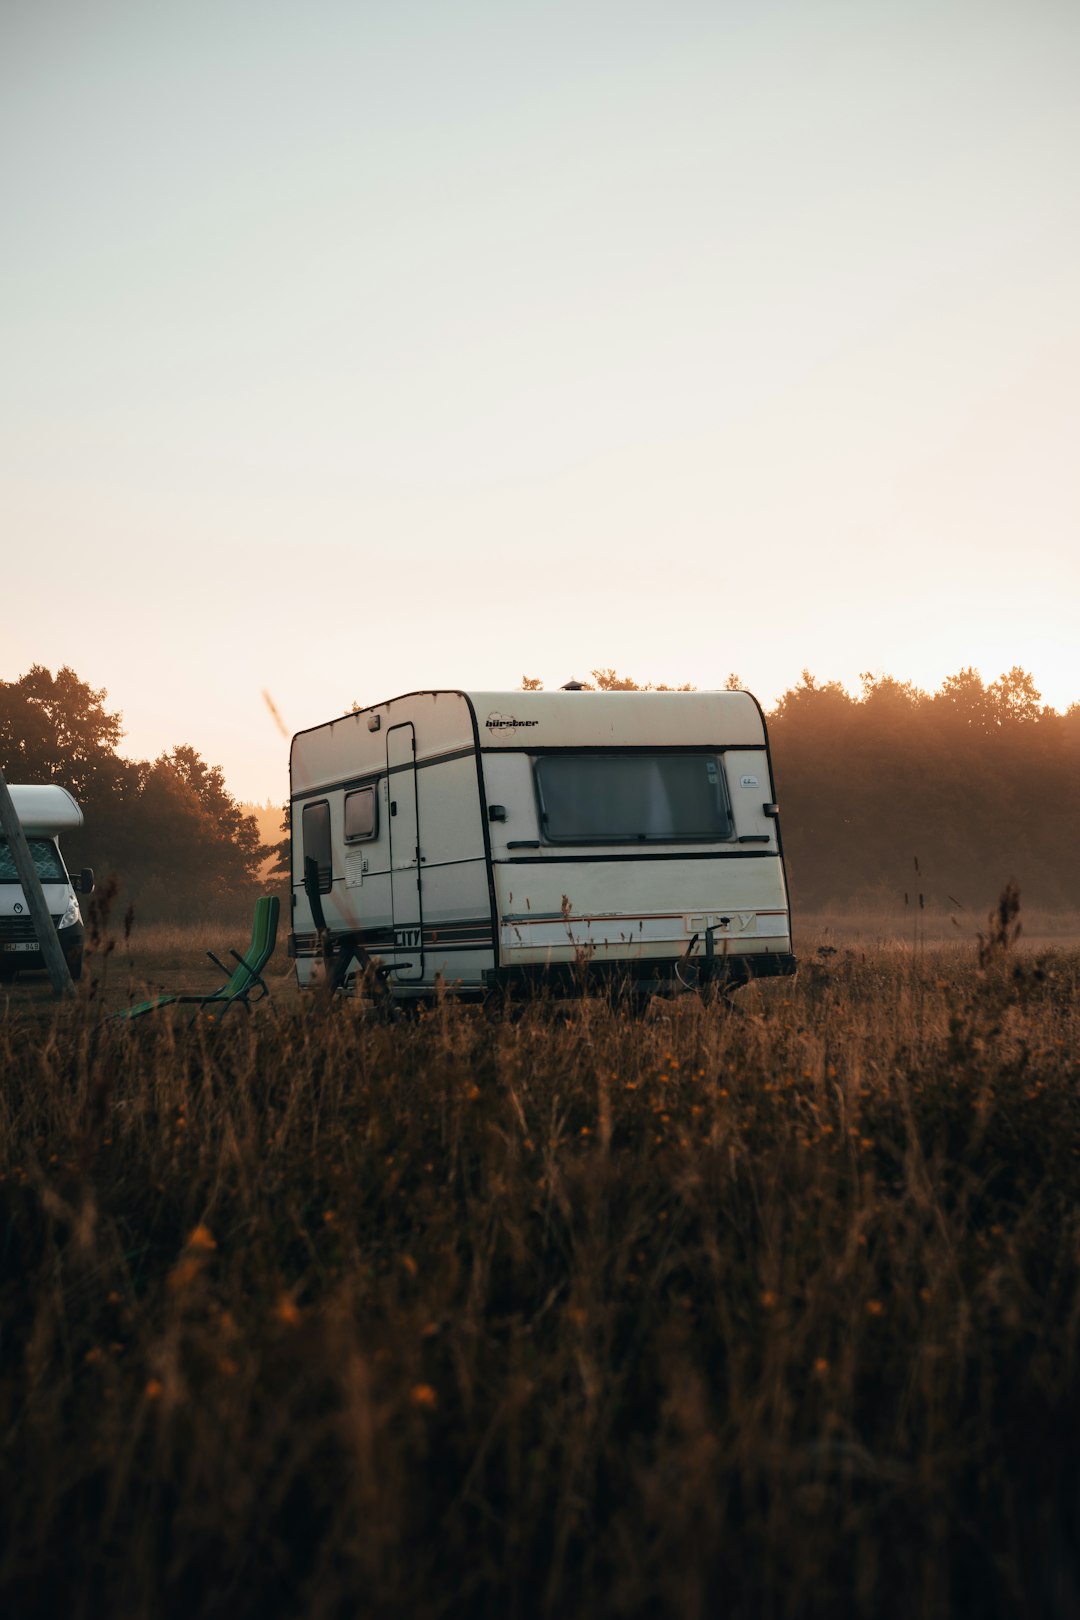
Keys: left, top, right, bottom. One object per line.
{"left": 2, "top": 916, "right": 1079, "bottom": 1618}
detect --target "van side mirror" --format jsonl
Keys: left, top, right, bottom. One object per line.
{"left": 77, "top": 868, "right": 95, "bottom": 894}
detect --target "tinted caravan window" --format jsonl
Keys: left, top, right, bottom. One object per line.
{"left": 301, "top": 800, "right": 332, "bottom": 892}
{"left": 534, "top": 753, "right": 733, "bottom": 844}
{"left": 344, "top": 786, "right": 378, "bottom": 842}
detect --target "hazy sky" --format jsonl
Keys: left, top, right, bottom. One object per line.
{"left": 3, "top": 0, "right": 1078, "bottom": 801}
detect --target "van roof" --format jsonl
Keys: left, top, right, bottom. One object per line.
{"left": 3, "top": 784, "right": 84, "bottom": 836}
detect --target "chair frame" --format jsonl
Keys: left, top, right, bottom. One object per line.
{"left": 113, "top": 896, "right": 280, "bottom": 1022}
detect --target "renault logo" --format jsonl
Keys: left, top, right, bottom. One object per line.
{"left": 14, "top": 903, "right": 23, "bottom": 914}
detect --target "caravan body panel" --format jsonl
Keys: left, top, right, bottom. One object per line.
{"left": 477, "top": 693, "right": 790, "bottom": 983}
{"left": 290, "top": 693, "right": 493, "bottom": 992}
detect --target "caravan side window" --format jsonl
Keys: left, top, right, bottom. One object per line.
{"left": 301, "top": 800, "right": 332, "bottom": 892}
{"left": 534, "top": 752, "right": 734, "bottom": 844}
{"left": 344, "top": 786, "right": 378, "bottom": 842}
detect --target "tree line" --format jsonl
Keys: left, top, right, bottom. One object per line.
{"left": 4, "top": 662, "right": 1079, "bottom": 924}
{"left": 767, "top": 666, "right": 1080, "bottom": 912}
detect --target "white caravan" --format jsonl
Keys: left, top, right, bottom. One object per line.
{"left": 289, "top": 689, "right": 795, "bottom": 1001}
{"left": 0, "top": 785, "right": 94, "bottom": 982}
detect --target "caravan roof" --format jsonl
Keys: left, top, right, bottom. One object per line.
{"left": 4, "top": 784, "right": 84, "bottom": 836}
{"left": 464, "top": 689, "right": 766, "bottom": 750}
{"left": 290, "top": 689, "right": 769, "bottom": 798}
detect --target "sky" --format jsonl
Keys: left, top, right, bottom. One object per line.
{"left": 3, "top": 0, "right": 1078, "bottom": 803}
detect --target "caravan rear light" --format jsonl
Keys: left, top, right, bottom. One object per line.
{"left": 763, "top": 803, "right": 780, "bottom": 818}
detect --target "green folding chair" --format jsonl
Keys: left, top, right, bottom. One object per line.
{"left": 114, "top": 895, "right": 280, "bottom": 1021}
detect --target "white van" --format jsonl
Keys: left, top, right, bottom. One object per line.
{"left": 0, "top": 785, "right": 94, "bottom": 982}
{"left": 289, "top": 688, "right": 795, "bottom": 1002}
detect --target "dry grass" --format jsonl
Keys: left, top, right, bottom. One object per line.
{"left": 87, "top": 906, "right": 1080, "bottom": 967}
{"left": 1, "top": 935, "right": 1079, "bottom": 1619}
{"left": 801, "top": 904, "right": 1080, "bottom": 952}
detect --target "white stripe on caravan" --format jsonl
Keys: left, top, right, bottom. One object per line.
{"left": 499, "top": 912, "right": 790, "bottom": 950}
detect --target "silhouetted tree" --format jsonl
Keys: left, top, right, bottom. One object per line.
{"left": 269, "top": 802, "right": 291, "bottom": 878}
{"left": 0, "top": 666, "right": 269, "bottom": 920}
{"left": 0, "top": 665, "right": 135, "bottom": 808}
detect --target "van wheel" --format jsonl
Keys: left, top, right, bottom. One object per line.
{"left": 0, "top": 966, "right": 16, "bottom": 985}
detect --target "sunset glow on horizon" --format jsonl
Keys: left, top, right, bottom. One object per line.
{"left": 3, "top": 0, "right": 1078, "bottom": 802}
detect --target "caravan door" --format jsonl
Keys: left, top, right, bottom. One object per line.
{"left": 386, "top": 722, "right": 424, "bottom": 980}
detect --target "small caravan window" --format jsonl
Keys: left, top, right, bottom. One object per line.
{"left": 301, "top": 800, "right": 332, "bottom": 893}
{"left": 344, "top": 786, "right": 378, "bottom": 842}
{"left": 534, "top": 752, "right": 734, "bottom": 844}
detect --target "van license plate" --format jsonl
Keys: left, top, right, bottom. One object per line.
{"left": 1, "top": 943, "right": 38, "bottom": 953}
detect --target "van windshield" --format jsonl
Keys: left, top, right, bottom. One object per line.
{"left": 0, "top": 838, "right": 68, "bottom": 883}
{"left": 534, "top": 753, "right": 734, "bottom": 844}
